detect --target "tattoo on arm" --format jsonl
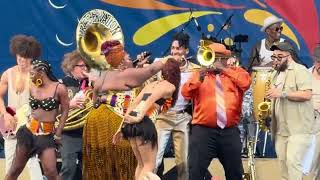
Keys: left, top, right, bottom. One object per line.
{"left": 142, "top": 93, "right": 152, "bottom": 100}
{"left": 129, "top": 111, "right": 138, "bottom": 116}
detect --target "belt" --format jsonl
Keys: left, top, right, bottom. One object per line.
{"left": 166, "top": 109, "right": 187, "bottom": 115}
{"left": 27, "top": 118, "right": 55, "bottom": 135}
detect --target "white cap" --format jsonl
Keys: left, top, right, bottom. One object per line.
{"left": 260, "top": 16, "right": 283, "bottom": 32}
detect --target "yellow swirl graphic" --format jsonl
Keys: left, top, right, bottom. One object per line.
{"left": 101, "top": 0, "right": 187, "bottom": 10}
{"left": 133, "top": 11, "right": 221, "bottom": 46}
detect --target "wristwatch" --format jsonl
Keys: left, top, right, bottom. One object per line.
{"left": 281, "top": 91, "right": 288, "bottom": 99}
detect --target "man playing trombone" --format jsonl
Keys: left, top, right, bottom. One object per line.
{"left": 182, "top": 42, "right": 251, "bottom": 180}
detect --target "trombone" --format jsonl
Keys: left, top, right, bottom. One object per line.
{"left": 197, "top": 40, "right": 216, "bottom": 68}
{"left": 188, "top": 40, "right": 239, "bottom": 72}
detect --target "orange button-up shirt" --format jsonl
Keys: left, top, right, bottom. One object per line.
{"left": 181, "top": 67, "right": 251, "bottom": 128}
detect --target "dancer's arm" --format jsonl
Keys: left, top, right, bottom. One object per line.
{"left": 55, "top": 84, "right": 70, "bottom": 141}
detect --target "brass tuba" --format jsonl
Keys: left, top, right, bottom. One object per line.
{"left": 57, "top": 9, "right": 125, "bottom": 130}
{"left": 56, "top": 89, "right": 93, "bottom": 131}
{"left": 76, "top": 9, "right": 124, "bottom": 70}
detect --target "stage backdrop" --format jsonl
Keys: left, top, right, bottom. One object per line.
{"left": 0, "top": 0, "right": 319, "bottom": 77}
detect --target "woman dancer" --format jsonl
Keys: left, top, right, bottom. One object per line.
{"left": 114, "top": 58, "right": 181, "bottom": 180}
{"left": 5, "top": 60, "right": 69, "bottom": 180}
{"left": 83, "top": 40, "right": 168, "bottom": 180}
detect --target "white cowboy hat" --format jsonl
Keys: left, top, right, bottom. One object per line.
{"left": 260, "top": 16, "right": 283, "bottom": 32}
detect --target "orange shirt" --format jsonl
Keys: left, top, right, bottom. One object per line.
{"left": 181, "top": 67, "right": 251, "bottom": 128}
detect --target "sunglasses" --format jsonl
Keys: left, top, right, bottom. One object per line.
{"left": 271, "top": 55, "right": 289, "bottom": 61}
{"left": 75, "top": 64, "right": 88, "bottom": 68}
{"left": 273, "top": 26, "right": 283, "bottom": 32}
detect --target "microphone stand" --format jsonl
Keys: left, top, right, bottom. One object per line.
{"left": 215, "top": 14, "right": 233, "bottom": 42}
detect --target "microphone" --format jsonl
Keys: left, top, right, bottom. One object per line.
{"left": 222, "top": 14, "right": 234, "bottom": 29}
{"left": 132, "top": 51, "right": 151, "bottom": 67}
{"left": 191, "top": 16, "right": 202, "bottom": 31}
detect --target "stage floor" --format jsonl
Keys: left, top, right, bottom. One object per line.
{"left": 0, "top": 158, "right": 315, "bottom": 180}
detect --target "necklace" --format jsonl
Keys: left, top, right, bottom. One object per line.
{"left": 15, "top": 67, "right": 29, "bottom": 94}
{"left": 265, "top": 38, "right": 279, "bottom": 50}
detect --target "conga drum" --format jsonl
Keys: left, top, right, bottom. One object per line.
{"left": 251, "top": 67, "right": 273, "bottom": 122}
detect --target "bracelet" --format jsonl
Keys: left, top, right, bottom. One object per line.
{"left": 281, "top": 91, "right": 288, "bottom": 99}
{"left": 54, "top": 134, "right": 62, "bottom": 140}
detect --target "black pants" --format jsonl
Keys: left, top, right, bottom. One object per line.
{"left": 59, "top": 134, "right": 82, "bottom": 180}
{"left": 189, "top": 125, "right": 244, "bottom": 180}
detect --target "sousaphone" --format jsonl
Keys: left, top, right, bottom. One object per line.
{"left": 57, "top": 9, "right": 124, "bottom": 131}
{"left": 76, "top": 9, "right": 124, "bottom": 70}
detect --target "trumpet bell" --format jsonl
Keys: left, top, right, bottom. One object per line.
{"left": 197, "top": 40, "right": 215, "bottom": 67}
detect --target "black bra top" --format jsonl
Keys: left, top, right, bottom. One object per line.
{"left": 141, "top": 93, "right": 165, "bottom": 106}
{"left": 155, "top": 98, "right": 166, "bottom": 106}
{"left": 29, "top": 83, "right": 60, "bottom": 111}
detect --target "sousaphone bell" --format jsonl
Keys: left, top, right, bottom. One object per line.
{"left": 76, "top": 9, "right": 124, "bottom": 70}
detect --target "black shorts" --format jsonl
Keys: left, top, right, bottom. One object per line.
{"left": 121, "top": 116, "right": 157, "bottom": 148}
{"left": 16, "top": 125, "right": 56, "bottom": 158}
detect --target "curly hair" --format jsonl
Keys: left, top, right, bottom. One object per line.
{"left": 172, "top": 32, "right": 190, "bottom": 49}
{"left": 61, "top": 50, "right": 88, "bottom": 75}
{"left": 162, "top": 58, "right": 181, "bottom": 106}
{"left": 10, "top": 34, "right": 41, "bottom": 59}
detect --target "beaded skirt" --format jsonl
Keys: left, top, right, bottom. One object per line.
{"left": 83, "top": 104, "right": 137, "bottom": 180}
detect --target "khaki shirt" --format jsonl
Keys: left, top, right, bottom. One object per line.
{"left": 309, "top": 67, "right": 320, "bottom": 111}
{"left": 309, "top": 66, "right": 320, "bottom": 133}
{"left": 271, "top": 61, "right": 314, "bottom": 136}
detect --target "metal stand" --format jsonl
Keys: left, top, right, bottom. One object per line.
{"left": 262, "top": 131, "right": 268, "bottom": 157}
{"left": 253, "top": 121, "right": 270, "bottom": 157}
{"left": 254, "top": 122, "right": 259, "bottom": 155}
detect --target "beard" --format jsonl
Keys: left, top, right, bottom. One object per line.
{"left": 274, "top": 59, "right": 288, "bottom": 72}
{"left": 316, "top": 66, "right": 320, "bottom": 75}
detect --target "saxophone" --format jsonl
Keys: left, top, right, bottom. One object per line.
{"left": 242, "top": 139, "right": 257, "bottom": 180}
{"left": 257, "top": 77, "right": 271, "bottom": 131}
